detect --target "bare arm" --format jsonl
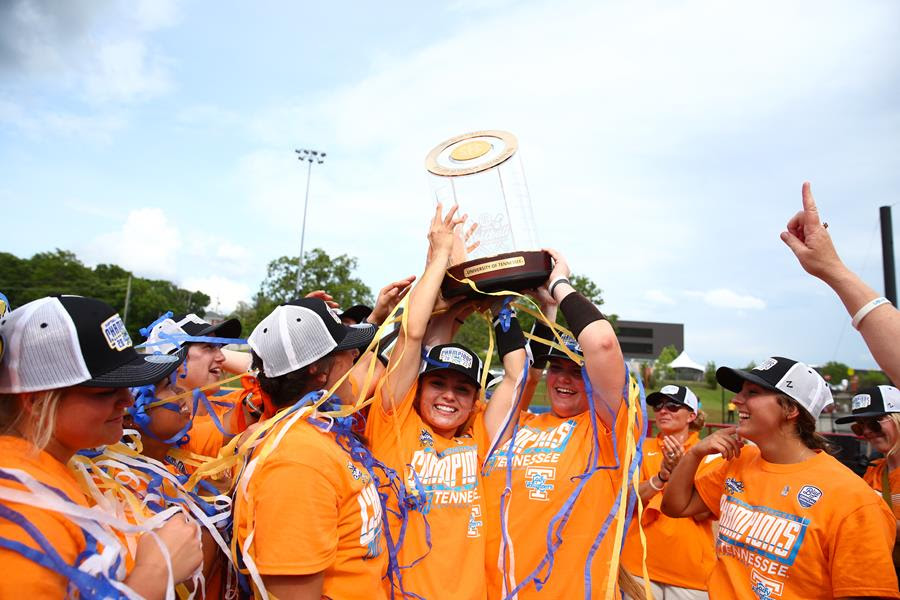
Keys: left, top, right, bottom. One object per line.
{"left": 661, "top": 427, "right": 743, "bottom": 518}
{"left": 381, "top": 204, "right": 465, "bottom": 411}
{"left": 546, "top": 249, "right": 624, "bottom": 428}
{"left": 483, "top": 308, "right": 528, "bottom": 444}
{"left": 125, "top": 515, "right": 203, "bottom": 600}
{"left": 221, "top": 348, "right": 251, "bottom": 375}
{"left": 782, "top": 182, "right": 900, "bottom": 382}
{"left": 261, "top": 573, "right": 325, "bottom": 600}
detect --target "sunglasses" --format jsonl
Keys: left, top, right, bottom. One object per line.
{"left": 851, "top": 416, "right": 890, "bottom": 437}
{"left": 655, "top": 401, "right": 689, "bottom": 413}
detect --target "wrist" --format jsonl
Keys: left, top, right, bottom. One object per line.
{"left": 656, "top": 470, "right": 670, "bottom": 482}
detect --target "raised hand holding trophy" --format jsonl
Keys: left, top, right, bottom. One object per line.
{"left": 424, "top": 130, "right": 552, "bottom": 298}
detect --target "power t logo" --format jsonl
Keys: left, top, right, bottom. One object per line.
{"left": 524, "top": 467, "right": 555, "bottom": 501}
{"left": 467, "top": 505, "right": 484, "bottom": 538}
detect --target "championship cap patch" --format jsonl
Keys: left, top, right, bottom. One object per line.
{"left": 101, "top": 314, "right": 133, "bottom": 351}
{"left": 852, "top": 394, "right": 872, "bottom": 411}
{"left": 439, "top": 346, "right": 474, "bottom": 369}
{"left": 661, "top": 385, "right": 679, "bottom": 395}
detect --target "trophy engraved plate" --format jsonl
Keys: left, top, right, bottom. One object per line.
{"left": 425, "top": 130, "right": 552, "bottom": 298}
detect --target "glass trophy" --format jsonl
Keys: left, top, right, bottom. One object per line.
{"left": 425, "top": 130, "right": 552, "bottom": 298}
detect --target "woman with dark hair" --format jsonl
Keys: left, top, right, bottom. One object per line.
{"left": 367, "top": 203, "right": 528, "bottom": 599}
{"left": 0, "top": 295, "right": 203, "bottom": 598}
{"left": 230, "top": 296, "right": 390, "bottom": 599}
{"left": 621, "top": 385, "right": 715, "bottom": 599}
{"left": 662, "top": 357, "right": 899, "bottom": 599}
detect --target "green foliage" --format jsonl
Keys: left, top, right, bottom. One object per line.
{"left": 819, "top": 361, "right": 851, "bottom": 382}
{"left": 744, "top": 360, "right": 758, "bottom": 370}
{"left": 859, "top": 370, "right": 890, "bottom": 387}
{"left": 655, "top": 344, "right": 679, "bottom": 380}
{"left": 230, "top": 248, "right": 373, "bottom": 334}
{"left": 0, "top": 249, "right": 210, "bottom": 340}
{"left": 705, "top": 360, "right": 717, "bottom": 389}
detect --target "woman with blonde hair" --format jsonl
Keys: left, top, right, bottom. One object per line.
{"left": 836, "top": 385, "right": 900, "bottom": 572}
{"left": 621, "top": 384, "right": 716, "bottom": 599}
{"left": 0, "top": 295, "right": 203, "bottom": 598}
{"left": 662, "top": 357, "right": 899, "bottom": 599}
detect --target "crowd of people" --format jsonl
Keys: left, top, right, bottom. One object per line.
{"left": 0, "top": 182, "right": 898, "bottom": 599}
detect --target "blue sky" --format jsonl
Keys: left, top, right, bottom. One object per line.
{"left": 2, "top": 0, "right": 899, "bottom": 370}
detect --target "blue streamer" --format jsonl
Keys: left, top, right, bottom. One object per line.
{"left": 139, "top": 311, "right": 174, "bottom": 338}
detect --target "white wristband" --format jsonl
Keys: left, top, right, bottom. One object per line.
{"left": 648, "top": 475, "right": 665, "bottom": 491}
{"left": 851, "top": 296, "right": 891, "bottom": 330}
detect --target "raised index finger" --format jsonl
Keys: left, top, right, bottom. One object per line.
{"left": 801, "top": 181, "right": 821, "bottom": 227}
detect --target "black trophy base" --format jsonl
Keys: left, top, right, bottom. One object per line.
{"left": 441, "top": 250, "right": 553, "bottom": 299}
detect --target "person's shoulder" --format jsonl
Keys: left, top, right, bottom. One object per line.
{"left": 809, "top": 452, "right": 886, "bottom": 498}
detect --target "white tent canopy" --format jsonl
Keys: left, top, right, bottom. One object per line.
{"left": 669, "top": 351, "right": 704, "bottom": 372}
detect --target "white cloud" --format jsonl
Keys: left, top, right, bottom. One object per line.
{"left": 83, "top": 38, "right": 171, "bottom": 103}
{"left": 133, "top": 0, "right": 180, "bottom": 31}
{"left": 0, "top": 98, "right": 126, "bottom": 142}
{"left": 687, "top": 289, "right": 766, "bottom": 310}
{"left": 180, "top": 275, "right": 251, "bottom": 315}
{"left": 646, "top": 289, "right": 676, "bottom": 305}
{"left": 83, "top": 208, "right": 180, "bottom": 279}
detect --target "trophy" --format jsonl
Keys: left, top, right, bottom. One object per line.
{"left": 425, "top": 130, "right": 552, "bottom": 298}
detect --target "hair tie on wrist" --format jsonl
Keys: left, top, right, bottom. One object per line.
{"left": 548, "top": 277, "right": 571, "bottom": 298}
{"left": 657, "top": 470, "right": 669, "bottom": 483}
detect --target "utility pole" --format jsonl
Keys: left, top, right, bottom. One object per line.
{"left": 123, "top": 275, "right": 133, "bottom": 325}
{"left": 295, "top": 148, "right": 327, "bottom": 293}
{"left": 880, "top": 206, "right": 897, "bottom": 307}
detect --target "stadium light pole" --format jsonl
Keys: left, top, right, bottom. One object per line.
{"left": 294, "top": 148, "right": 326, "bottom": 293}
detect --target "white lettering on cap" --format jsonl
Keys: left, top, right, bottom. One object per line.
{"left": 101, "top": 314, "right": 133, "bottom": 351}
{"left": 439, "top": 347, "right": 473, "bottom": 369}
{"left": 661, "top": 385, "right": 679, "bottom": 395}
{"left": 852, "top": 394, "right": 872, "bottom": 411}
{"left": 756, "top": 358, "right": 778, "bottom": 371}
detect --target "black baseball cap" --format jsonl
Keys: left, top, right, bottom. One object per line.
{"left": 0, "top": 296, "right": 185, "bottom": 393}
{"left": 248, "top": 298, "right": 377, "bottom": 378}
{"left": 716, "top": 356, "right": 833, "bottom": 419}
{"left": 339, "top": 305, "right": 373, "bottom": 325}
{"left": 835, "top": 385, "right": 900, "bottom": 423}
{"left": 419, "top": 343, "right": 482, "bottom": 389}
{"left": 646, "top": 384, "right": 700, "bottom": 413}
{"left": 531, "top": 332, "right": 583, "bottom": 367}
{"left": 171, "top": 313, "right": 242, "bottom": 340}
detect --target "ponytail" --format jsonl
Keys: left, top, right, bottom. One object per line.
{"left": 776, "top": 394, "right": 834, "bottom": 453}
{"left": 618, "top": 564, "right": 646, "bottom": 600}
{"left": 688, "top": 408, "right": 707, "bottom": 432}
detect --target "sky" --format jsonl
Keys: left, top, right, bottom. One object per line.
{"left": 1, "top": 0, "right": 899, "bottom": 370}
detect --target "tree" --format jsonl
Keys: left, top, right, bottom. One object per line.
{"left": 655, "top": 344, "right": 679, "bottom": 381}
{"left": 860, "top": 370, "right": 890, "bottom": 387}
{"left": 819, "top": 361, "right": 851, "bottom": 383}
{"left": 704, "top": 360, "right": 717, "bottom": 389}
{"left": 232, "top": 248, "right": 374, "bottom": 335}
{"left": 0, "top": 249, "right": 210, "bottom": 340}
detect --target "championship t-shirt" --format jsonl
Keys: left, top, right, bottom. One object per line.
{"left": 483, "top": 382, "right": 642, "bottom": 599}
{"left": 864, "top": 458, "right": 900, "bottom": 520}
{"left": 621, "top": 432, "right": 718, "bottom": 590}
{"left": 232, "top": 413, "right": 387, "bottom": 600}
{"left": 366, "top": 381, "right": 489, "bottom": 600}
{"left": 694, "top": 445, "right": 900, "bottom": 599}
{"left": 0, "top": 436, "right": 95, "bottom": 597}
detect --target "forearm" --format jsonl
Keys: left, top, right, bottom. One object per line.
{"left": 660, "top": 448, "right": 703, "bottom": 517}
{"left": 405, "top": 248, "right": 451, "bottom": 341}
{"left": 825, "top": 267, "right": 900, "bottom": 381}
{"left": 124, "top": 563, "right": 170, "bottom": 600}
{"left": 221, "top": 349, "right": 251, "bottom": 375}
{"left": 638, "top": 479, "right": 660, "bottom": 505}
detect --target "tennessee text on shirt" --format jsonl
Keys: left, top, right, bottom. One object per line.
{"left": 408, "top": 443, "right": 480, "bottom": 508}
{"left": 483, "top": 419, "right": 578, "bottom": 474}
{"left": 358, "top": 479, "right": 384, "bottom": 559}
{"left": 716, "top": 494, "right": 810, "bottom": 596}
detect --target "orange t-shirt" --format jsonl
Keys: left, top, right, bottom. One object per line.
{"left": 183, "top": 389, "right": 241, "bottom": 460}
{"left": 0, "top": 436, "right": 101, "bottom": 597}
{"left": 482, "top": 393, "right": 642, "bottom": 599}
{"left": 621, "top": 432, "right": 718, "bottom": 590}
{"left": 366, "top": 381, "right": 489, "bottom": 600}
{"left": 864, "top": 458, "right": 900, "bottom": 520}
{"left": 695, "top": 445, "right": 900, "bottom": 599}
{"left": 232, "top": 411, "right": 387, "bottom": 599}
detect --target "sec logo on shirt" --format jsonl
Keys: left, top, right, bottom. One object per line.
{"left": 797, "top": 485, "right": 822, "bottom": 508}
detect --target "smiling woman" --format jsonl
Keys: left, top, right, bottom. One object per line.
{"left": 366, "top": 203, "right": 528, "bottom": 600}
{"left": 0, "top": 295, "right": 203, "bottom": 599}
{"left": 661, "top": 357, "right": 900, "bottom": 599}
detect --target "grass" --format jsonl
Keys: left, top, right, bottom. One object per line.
{"left": 528, "top": 376, "right": 735, "bottom": 425}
